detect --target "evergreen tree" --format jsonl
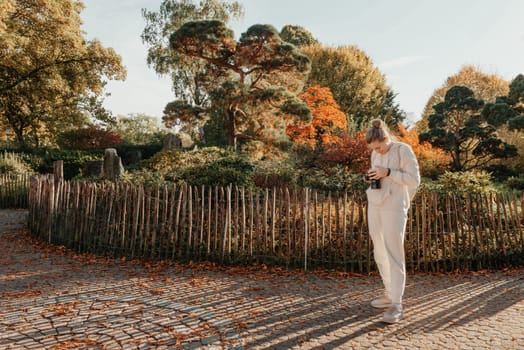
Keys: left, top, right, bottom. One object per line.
{"left": 165, "top": 21, "right": 311, "bottom": 158}
{"left": 420, "top": 86, "right": 517, "bottom": 171}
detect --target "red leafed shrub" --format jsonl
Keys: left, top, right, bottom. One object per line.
{"left": 58, "top": 126, "right": 123, "bottom": 150}
{"left": 318, "top": 132, "right": 371, "bottom": 173}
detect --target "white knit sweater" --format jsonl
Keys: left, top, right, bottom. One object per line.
{"left": 366, "top": 141, "right": 421, "bottom": 210}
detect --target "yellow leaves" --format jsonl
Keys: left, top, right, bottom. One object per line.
{"left": 97, "top": 320, "right": 112, "bottom": 329}
{"left": 173, "top": 333, "right": 187, "bottom": 346}
{"left": 0, "top": 0, "right": 15, "bottom": 33}
{"left": 188, "top": 276, "right": 208, "bottom": 288}
{"left": 234, "top": 320, "right": 249, "bottom": 331}
{"left": 136, "top": 282, "right": 150, "bottom": 289}
{"left": 54, "top": 337, "right": 100, "bottom": 350}
{"left": 90, "top": 301, "right": 115, "bottom": 311}
{"left": 302, "top": 44, "right": 388, "bottom": 120}
{"left": 2, "top": 289, "right": 42, "bottom": 299}
{"left": 41, "top": 301, "right": 81, "bottom": 317}
{"left": 149, "top": 288, "right": 166, "bottom": 295}
{"left": 2, "top": 0, "right": 126, "bottom": 147}
{"left": 146, "top": 340, "right": 169, "bottom": 347}
{"left": 6, "top": 271, "right": 32, "bottom": 281}
{"left": 419, "top": 65, "right": 510, "bottom": 131}
{"left": 250, "top": 308, "right": 263, "bottom": 317}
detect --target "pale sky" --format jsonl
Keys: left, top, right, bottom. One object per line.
{"left": 80, "top": 0, "right": 524, "bottom": 124}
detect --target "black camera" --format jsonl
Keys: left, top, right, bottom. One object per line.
{"left": 365, "top": 174, "right": 381, "bottom": 189}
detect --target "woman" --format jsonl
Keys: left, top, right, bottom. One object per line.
{"left": 365, "top": 119, "right": 420, "bottom": 324}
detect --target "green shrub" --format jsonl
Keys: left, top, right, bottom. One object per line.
{"left": 37, "top": 149, "right": 104, "bottom": 180}
{"left": 484, "top": 164, "right": 519, "bottom": 183}
{"left": 505, "top": 175, "right": 524, "bottom": 191}
{"left": 0, "top": 152, "right": 34, "bottom": 175}
{"left": 142, "top": 149, "right": 184, "bottom": 175}
{"left": 417, "top": 178, "right": 443, "bottom": 193}
{"left": 252, "top": 159, "right": 298, "bottom": 188}
{"left": 296, "top": 165, "right": 368, "bottom": 193}
{"left": 143, "top": 147, "right": 232, "bottom": 174}
{"left": 121, "top": 169, "right": 168, "bottom": 187}
{"left": 423, "top": 170, "right": 495, "bottom": 194}
{"left": 172, "top": 163, "right": 254, "bottom": 187}
{"left": 142, "top": 147, "right": 255, "bottom": 187}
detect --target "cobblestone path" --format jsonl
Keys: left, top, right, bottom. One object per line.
{"left": 1, "top": 209, "right": 522, "bottom": 349}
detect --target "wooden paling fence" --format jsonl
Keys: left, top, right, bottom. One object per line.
{"left": 0, "top": 173, "right": 30, "bottom": 208}
{"left": 28, "top": 176, "right": 524, "bottom": 273}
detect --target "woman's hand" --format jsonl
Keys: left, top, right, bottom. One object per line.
{"left": 368, "top": 166, "right": 389, "bottom": 179}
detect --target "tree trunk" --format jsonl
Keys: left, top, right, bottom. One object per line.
{"left": 225, "top": 111, "right": 236, "bottom": 150}
{"left": 452, "top": 144, "right": 462, "bottom": 171}
{"left": 14, "top": 128, "right": 28, "bottom": 150}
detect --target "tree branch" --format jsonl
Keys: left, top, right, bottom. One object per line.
{"left": 0, "top": 56, "right": 102, "bottom": 93}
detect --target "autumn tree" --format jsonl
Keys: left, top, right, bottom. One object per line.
{"left": 396, "top": 124, "right": 450, "bottom": 178}
{"left": 0, "top": 0, "right": 15, "bottom": 33}
{"left": 0, "top": 0, "right": 126, "bottom": 148}
{"left": 141, "top": 0, "right": 243, "bottom": 113}
{"left": 279, "top": 25, "right": 318, "bottom": 47}
{"left": 165, "top": 21, "right": 311, "bottom": 158}
{"left": 286, "top": 86, "right": 347, "bottom": 148}
{"left": 301, "top": 44, "right": 403, "bottom": 131}
{"left": 419, "top": 86, "right": 517, "bottom": 171}
{"left": 287, "top": 88, "right": 369, "bottom": 175}
{"left": 417, "top": 65, "right": 509, "bottom": 132}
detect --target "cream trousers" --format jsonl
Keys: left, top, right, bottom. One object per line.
{"left": 367, "top": 206, "right": 407, "bottom": 305}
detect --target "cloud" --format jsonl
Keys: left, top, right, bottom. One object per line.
{"left": 379, "top": 55, "right": 427, "bottom": 70}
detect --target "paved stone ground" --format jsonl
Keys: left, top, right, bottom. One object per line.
{"left": 0, "top": 209, "right": 523, "bottom": 350}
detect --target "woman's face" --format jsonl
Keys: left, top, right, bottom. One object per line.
{"left": 367, "top": 140, "right": 391, "bottom": 155}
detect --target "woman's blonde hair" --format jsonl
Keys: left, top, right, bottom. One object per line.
{"left": 365, "top": 119, "right": 392, "bottom": 144}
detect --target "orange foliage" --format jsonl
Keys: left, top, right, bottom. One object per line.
{"left": 396, "top": 124, "right": 451, "bottom": 177}
{"left": 287, "top": 86, "right": 347, "bottom": 148}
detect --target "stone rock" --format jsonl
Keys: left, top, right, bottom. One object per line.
{"left": 103, "top": 148, "right": 124, "bottom": 180}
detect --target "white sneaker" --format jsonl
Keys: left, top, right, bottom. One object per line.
{"left": 370, "top": 295, "right": 392, "bottom": 308}
{"left": 381, "top": 304, "right": 403, "bottom": 324}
